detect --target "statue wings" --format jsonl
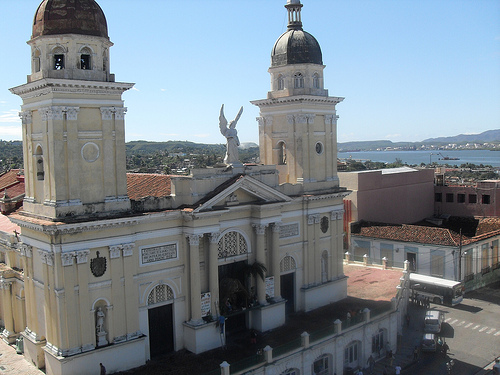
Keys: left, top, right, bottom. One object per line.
{"left": 219, "top": 104, "right": 243, "bottom": 135}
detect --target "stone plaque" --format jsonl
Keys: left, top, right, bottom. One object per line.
{"left": 140, "top": 243, "right": 177, "bottom": 265}
{"left": 279, "top": 223, "right": 299, "bottom": 238}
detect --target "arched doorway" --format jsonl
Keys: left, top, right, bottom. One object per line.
{"left": 147, "top": 284, "right": 174, "bottom": 358}
{"left": 280, "top": 255, "right": 297, "bottom": 314}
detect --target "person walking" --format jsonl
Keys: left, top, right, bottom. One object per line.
{"left": 99, "top": 363, "right": 106, "bottom": 375}
{"left": 413, "top": 346, "right": 419, "bottom": 361}
{"left": 395, "top": 364, "right": 402, "bottom": 375}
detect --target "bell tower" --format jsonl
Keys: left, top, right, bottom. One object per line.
{"left": 10, "top": 0, "right": 133, "bottom": 220}
{"left": 252, "top": 0, "right": 343, "bottom": 189}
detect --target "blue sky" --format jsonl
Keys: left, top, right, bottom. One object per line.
{"left": 1, "top": 0, "right": 499, "bottom": 144}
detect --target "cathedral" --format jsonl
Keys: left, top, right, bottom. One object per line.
{"left": 2, "top": 0, "right": 349, "bottom": 373}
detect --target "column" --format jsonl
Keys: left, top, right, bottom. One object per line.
{"left": 75, "top": 250, "right": 93, "bottom": 352}
{"left": 101, "top": 107, "right": 116, "bottom": 198}
{"left": 306, "top": 215, "right": 318, "bottom": 285}
{"left": 253, "top": 224, "right": 267, "bottom": 305}
{"left": 209, "top": 232, "right": 220, "bottom": 316}
{"left": 65, "top": 107, "right": 80, "bottom": 202}
{"left": 122, "top": 244, "right": 140, "bottom": 340}
{"left": 0, "top": 281, "right": 14, "bottom": 337}
{"left": 61, "top": 251, "right": 78, "bottom": 353}
{"left": 188, "top": 234, "right": 203, "bottom": 324}
{"left": 271, "top": 223, "right": 281, "bottom": 300}
{"left": 331, "top": 209, "right": 344, "bottom": 277}
{"left": 109, "top": 245, "right": 125, "bottom": 343}
{"left": 20, "top": 245, "right": 39, "bottom": 338}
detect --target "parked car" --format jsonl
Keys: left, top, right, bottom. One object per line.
{"left": 424, "top": 310, "right": 444, "bottom": 333}
{"left": 421, "top": 333, "right": 438, "bottom": 352}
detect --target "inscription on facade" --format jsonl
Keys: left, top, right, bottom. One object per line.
{"left": 140, "top": 243, "right": 177, "bottom": 265}
{"left": 279, "top": 223, "right": 299, "bottom": 238}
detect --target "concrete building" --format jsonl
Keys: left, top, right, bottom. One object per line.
{"left": 434, "top": 179, "right": 500, "bottom": 218}
{"left": 339, "top": 167, "right": 435, "bottom": 226}
{"left": 1, "top": 1, "right": 355, "bottom": 374}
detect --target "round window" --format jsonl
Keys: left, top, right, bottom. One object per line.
{"left": 315, "top": 142, "right": 323, "bottom": 154}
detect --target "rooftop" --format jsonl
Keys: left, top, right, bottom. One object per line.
{"left": 351, "top": 217, "right": 500, "bottom": 247}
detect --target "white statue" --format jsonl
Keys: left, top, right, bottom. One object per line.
{"left": 219, "top": 104, "right": 243, "bottom": 165}
{"left": 96, "top": 307, "right": 105, "bottom": 333}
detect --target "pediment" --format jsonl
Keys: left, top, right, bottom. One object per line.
{"left": 193, "top": 175, "right": 291, "bottom": 213}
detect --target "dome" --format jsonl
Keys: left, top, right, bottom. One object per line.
{"left": 271, "top": 29, "right": 322, "bottom": 67}
{"left": 32, "top": 0, "right": 108, "bottom": 39}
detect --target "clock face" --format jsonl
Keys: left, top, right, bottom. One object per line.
{"left": 315, "top": 142, "right": 323, "bottom": 154}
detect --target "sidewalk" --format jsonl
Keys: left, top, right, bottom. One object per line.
{"left": 0, "top": 339, "right": 45, "bottom": 374}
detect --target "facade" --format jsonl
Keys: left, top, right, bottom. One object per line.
{"left": 434, "top": 180, "right": 500, "bottom": 218}
{"left": 338, "top": 167, "right": 435, "bottom": 226}
{"left": 1, "top": 1, "right": 351, "bottom": 374}
{"left": 350, "top": 218, "right": 500, "bottom": 289}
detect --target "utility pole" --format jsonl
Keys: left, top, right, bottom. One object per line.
{"left": 458, "top": 228, "right": 463, "bottom": 281}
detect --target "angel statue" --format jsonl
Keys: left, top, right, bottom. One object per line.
{"left": 219, "top": 104, "right": 243, "bottom": 165}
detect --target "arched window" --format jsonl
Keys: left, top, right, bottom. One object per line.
{"left": 218, "top": 231, "right": 248, "bottom": 259}
{"left": 313, "top": 354, "right": 333, "bottom": 375}
{"left": 147, "top": 284, "right": 174, "bottom": 305}
{"left": 344, "top": 341, "right": 361, "bottom": 369}
{"left": 372, "top": 329, "right": 386, "bottom": 358}
{"left": 35, "top": 145, "right": 44, "bottom": 181}
{"left": 80, "top": 47, "right": 92, "bottom": 70}
{"left": 280, "top": 255, "right": 297, "bottom": 273}
{"left": 294, "top": 72, "right": 304, "bottom": 88}
{"left": 278, "top": 141, "right": 286, "bottom": 165}
{"left": 313, "top": 73, "right": 320, "bottom": 89}
{"left": 52, "top": 46, "right": 65, "bottom": 70}
{"left": 33, "top": 49, "right": 41, "bottom": 73}
{"left": 103, "top": 49, "right": 108, "bottom": 71}
{"left": 278, "top": 74, "right": 285, "bottom": 90}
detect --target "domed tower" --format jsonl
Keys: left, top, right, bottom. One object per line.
{"left": 252, "top": 0, "right": 343, "bottom": 188}
{"left": 10, "top": 0, "right": 133, "bottom": 220}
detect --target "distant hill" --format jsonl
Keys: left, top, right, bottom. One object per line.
{"left": 422, "top": 129, "right": 500, "bottom": 143}
{"left": 125, "top": 140, "right": 226, "bottom": 154}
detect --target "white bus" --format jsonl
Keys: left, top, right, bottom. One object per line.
{"left": 409, "top": 273, "right": 464, "bottom": 306}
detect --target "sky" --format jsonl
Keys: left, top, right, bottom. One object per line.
{"left": 0, "top": 0, "right": 499, "bottom": 145}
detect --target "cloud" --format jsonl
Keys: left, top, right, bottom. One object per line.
{"left": 194, "top": 134, "right": 210, "bottom": 138}
{"left": 161, "top": 133, "right": 180, "bottom": 137}
{"left": 0, "top": 125, "right": 22, "bottom": 139}
{"left": 0, "top": 110, "right": 21, "bottom": 123}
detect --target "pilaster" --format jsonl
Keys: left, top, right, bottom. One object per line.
{"left": 253, "top": 224, "right": 268, "bottom": 305}
{"left": 187, "top": 234, "right": 203, "bottom": 324}
{"left": 271, "top": 223, "right": 282, "bottom": 300}
{"left": 208, "top": 232, "right": 220, "bottom": 316}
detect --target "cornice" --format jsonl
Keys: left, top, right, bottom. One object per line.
{"left": 9, "top": 78, "right": 135, "bottom": 99}
{"left": 250, "top": 95, "right": 344, "bottom": 107}
{"left": 9, "top": 215, "right": 140, "bottom": 236}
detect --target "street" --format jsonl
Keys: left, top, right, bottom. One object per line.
{"left": 406, "top": 281, "right": 500, "bottom": 374}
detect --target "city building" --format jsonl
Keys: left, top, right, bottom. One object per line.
{"left": 0, "top": 1, "right": 356, "bottom": 374}
{"left": 434, "top": 179, "right": 500, "bottom": 218}
{"left": 350, "top": 217, "right": 500, "bottom": 290}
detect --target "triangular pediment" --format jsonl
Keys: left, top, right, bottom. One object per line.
{"left": 193, "top": 175, "right": 291, "bottom": 213}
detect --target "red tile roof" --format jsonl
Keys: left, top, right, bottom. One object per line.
{"left": 356, "top": 223, "right": 460, "bottom": 246}
{"left": 0, "top": 213, "right": 20, "bottom": 233}
{"left": 126, "top": 173, "right": 171, "bottom": 200}
{"left": 0, "top": 170, "right": 23, "bottom": 190}
{"left": 354, "top": 218, "right": 500, "bottom": 247}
